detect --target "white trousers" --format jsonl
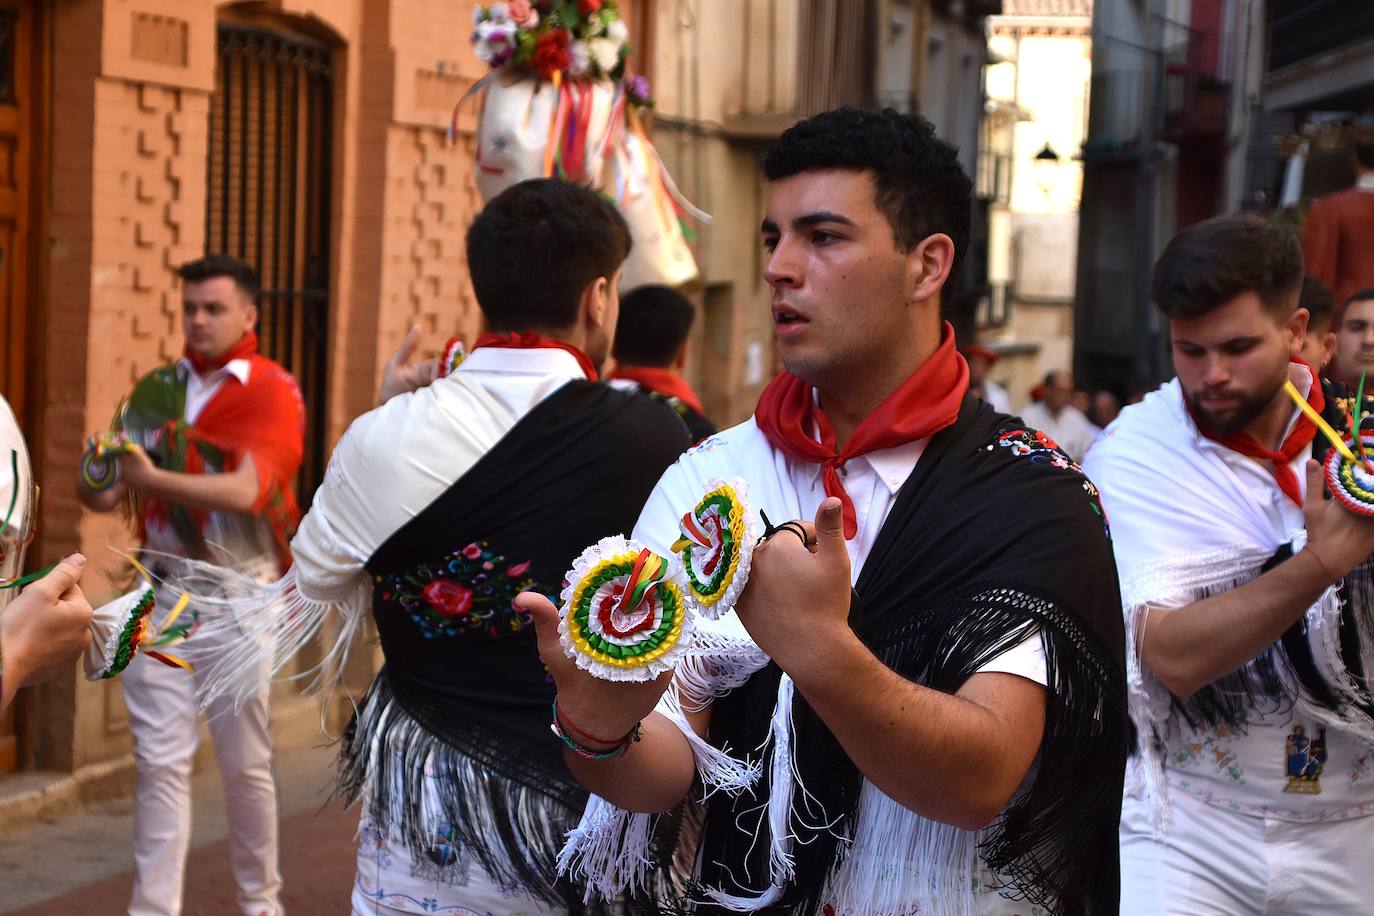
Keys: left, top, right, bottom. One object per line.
{"left": 1121, "top": 788, "right": 1374, "bottom": 915}
{"left": 350, "top": 811, "right": 567, "bottom": 916}
{"left": 121, "top": 586, "right": 282, "bottom": 916}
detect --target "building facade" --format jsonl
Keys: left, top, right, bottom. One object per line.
{"left": 650, "top": 0, "right": 999, "bottom": 425}
{"left": 0, "top": 0, "right": 654, "bottom": 814}
{"left": 977, "top": 0, "right": 1092, "bottom": 408}
{"left": 0, "top": 0, "right": 997, "bottom": 821}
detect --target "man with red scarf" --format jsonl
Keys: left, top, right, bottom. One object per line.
{"left": 1084, "top": 214, "right": 1374, "bottom": 913}
{"left": 522, "top": 108, "right": 1129, "bottom": 914}
{"left": 608, "top": 284, "right": 717, "bottom": 443}
{"left": 77, "top": 254, "right": 303, "bottom": 916}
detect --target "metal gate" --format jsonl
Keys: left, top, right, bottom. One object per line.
{"left": 206, "top": 24, "right": 332, "bottom": 504}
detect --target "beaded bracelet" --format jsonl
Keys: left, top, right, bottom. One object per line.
{"left": 550, "top": 697, "right": 642, "bottom": 761}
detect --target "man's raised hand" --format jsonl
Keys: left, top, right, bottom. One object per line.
{"left": 378, "top": 323, "right": 441, "bottom": 405}
{"left": 514, "top": 590, "right": 674, "bottom": 744}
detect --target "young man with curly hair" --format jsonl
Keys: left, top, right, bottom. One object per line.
{"left": 520, "top": 108, "right": 1131, "bottom": 915}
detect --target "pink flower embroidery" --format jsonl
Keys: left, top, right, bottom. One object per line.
{"left": 462, "top": 543, "right": 483, "bottom": 559}
{"left": 507, "top": 560, "right": 532, "bottom": 577}
{"left": 423, "top": 579, "right": 474, "bottom": 617}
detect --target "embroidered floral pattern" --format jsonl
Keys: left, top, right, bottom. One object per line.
{"left": 990, "top": 425, "right": 1110, "bottom": 537}
{"left": 376, "top": 541, "right": 547, "bottom": 639}
{"left": 1172, "top": 724, "right": 1247, "bottom": 784}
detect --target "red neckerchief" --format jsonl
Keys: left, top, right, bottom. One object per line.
{"left": 471, "top": 332, "right": 600, "bottom": 380}
{"left": 1188, "top": 358, "right": 1321, "bottom": 507}
{"left": 184, "top": 330, "right": 259, "bottom": 376}
{"left": 754, "top": 321, "right": 969, "bottom": 539}
{"left": 609, "top": 365, "right": 705, "bottom": 414}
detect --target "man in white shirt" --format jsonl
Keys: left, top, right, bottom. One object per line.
{"left": 77, "top": 255, "right": 304, "bottom": 916}
{"left": 963, "top": 343, "right": 1012, "bottom": 413}
{"left": 521, "top": 107, "right": 1129, "bottom": 915}
{"left": 183, "top": 180, "right": 691, "bottom": 915}
{"left": 1019, "top": 369, "right": 1100, "bottom": 461}
{"left": 1085, "top": 213, "right": 1374, "bottom": 914}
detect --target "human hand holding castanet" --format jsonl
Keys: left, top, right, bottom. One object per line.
{"left": 1, "top": 555, "right": 94, "bottom": 711}
{"left": 515, "top": 590, "right": 675, "bottom": 748}
{"left": 733, "top": 497, "right": 855, "bottom": 671}
{"left": 1304, "top": 459, "right": 1374, "bottom": 579}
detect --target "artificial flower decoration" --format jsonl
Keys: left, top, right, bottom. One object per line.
{"left": 558, "top": 535, "right": 691, "bottom": 681}
{"left": 672, "top": 478, "right": 757, "bottom": 619}
{"left": 471, "top": 0, "right": 643, "bottom": 93}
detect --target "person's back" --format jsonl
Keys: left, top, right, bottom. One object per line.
{"left": 609, "top": 283, "right": 718, "bottom": 442}
{"left": 187, "top": 179, "right": 691, "bottom": 915}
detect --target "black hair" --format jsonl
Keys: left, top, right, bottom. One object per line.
{"left": 763, "top": 107, "right": 972, "bottom": 284}
{"left": 1344, "top": 288, "right": 1374, "bottom": 327}
{"left": 1152, "top": 213, "right": 1303, "bottom": 319}
{"left": 612, "top": 285, "right": 696, "bottom": 367}
{"left": 1300, "top": 275, "right": 1335, "bottom": 332}
{"left": 178, "top": 254, "right": 260, "bottom": 302}
{"left": 466, "top": 179, "right": 631, "bottom": 332}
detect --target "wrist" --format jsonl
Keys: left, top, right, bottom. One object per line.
{"left": 553, "top": 693, "right": 649, "bottom": 744}
{"left": 780, "top": 617, "right": 866, "bottom": 690}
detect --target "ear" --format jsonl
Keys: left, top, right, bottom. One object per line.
{"left": 1320, "top": 332, "right": 1337, "bottom": 371}
{"left": 244, "top": 302, "right": 259, "bottom": 330}
{"left": 906, "top": 233, "right": 956, "bottom": 305}
{"left": 581, "top": 275, "right": 611, "bottom": 331}
{"left": 674, "top": 338, "right": 690, "bottom": 370}
{"left": 1287, "top": 307, "right": 1311, "bottom": 357}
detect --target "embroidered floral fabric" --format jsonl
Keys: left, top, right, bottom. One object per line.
{"left": 374, "top": 541, "right": 551, "bottom": 639}
{"left": 993, "top": 425, "right": 1109, "bottom": 536}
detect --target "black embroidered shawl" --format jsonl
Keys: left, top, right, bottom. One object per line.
{"left": 339, "top": 380, "right": 690, "bottom": 907}
{"left": 694, "top": 396, "right": 1130, "bottom": 915}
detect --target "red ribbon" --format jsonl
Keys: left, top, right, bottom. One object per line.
{"left": 609, "top": 365, "right": 705, "bottom": 414}
{"left": 1189, "top": 358, "right": 1322, "bottom": 507}
{"left": 754, "top": 322, "right": 969, "bottom": 539}
{"left": 183, "top": 330, "right": 259, "bottom": 376}
{"left": 472, "top": 331, "right": 601, "bottom": 380}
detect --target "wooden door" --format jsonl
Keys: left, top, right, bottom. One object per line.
{"left": 0, "top": 0, "right": 40, "bottom": 774}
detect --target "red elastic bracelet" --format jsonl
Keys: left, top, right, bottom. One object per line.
{"left": 1306, "top": 547, "right": 1341, "bottom": 588}
{"left": 553, "top": 696, "right": 635, "bottom": 747}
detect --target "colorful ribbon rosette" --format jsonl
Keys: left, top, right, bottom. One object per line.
{"left": 558, "top": 535, "right": 691, "bottom": 682}
{"left": 671, "top": 477, "right": 757, "bottom": 620}
{"left": 1326, "top": 435, "right": 1374, "bottom": 517}
{"left": 79, "top": 432, "right": 139, "bottom": 492}
{"left": 84, "top": 561, "right": 195, "bottom": 681}
{"left": 1285, "top": 375, "right": 1374, "bottom": 517}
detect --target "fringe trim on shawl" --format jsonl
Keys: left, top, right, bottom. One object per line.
{"left": 138, "top": 552, "right": 370, "bottom": 719}
{"left": 558, "top": 660, "right": 763, "bottom": 905}
{"left": 1120, "top": 546, "right": 1374, "bottom": 835}
{"left": 820, "top": 781, "right": 981, "bottom": 916}
{"left": 339, "top": 672, "right": 590, "bottom": 910}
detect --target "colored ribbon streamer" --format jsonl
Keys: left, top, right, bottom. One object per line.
{"left": 1284, "top": 380, "right": 1358, "bottom": 464}
{"left": 613, "top": 549, "right": 666, "bottom": 618}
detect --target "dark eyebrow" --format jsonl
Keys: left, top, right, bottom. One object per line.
{"left": 760, "top": 212, "right": 857, "bottom": 235}
{"left": 793, "top": 211, "right": 855, "bottom": 229}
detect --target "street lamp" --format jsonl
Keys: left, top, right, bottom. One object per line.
{"left": 1032, "top": 142, "right": 1061, "bottom": 199}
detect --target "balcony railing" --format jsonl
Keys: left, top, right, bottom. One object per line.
{"left": 1158, "top": 28, "right": 1229, "bottom": 143}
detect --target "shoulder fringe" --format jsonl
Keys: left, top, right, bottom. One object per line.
{"left": 558, "top": 655, "right": 764, "bottom": 901}
{"left": 1122, "top": 545, "right": 1374, "bottom": 835}
{"left": 165, "top": 557, "right": 371, "bottom": 721}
